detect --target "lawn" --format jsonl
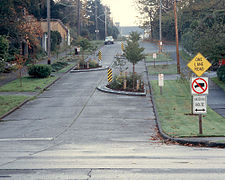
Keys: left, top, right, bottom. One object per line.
{"left": 0, "top": 76, "right": 58, "bottom": 92}
{"left": 211, "top": 77, "right": 225, "bottom": 91}
{"left": 151, "top": 79, "right": 225, "bottom": 137}
{"left": 148, "top": 64, "right": 177, "bottom": 75}
{"left": 0, "top": 95, "right": 29, "bottom": 117}
{"left": 146, "top": 53, "right": 173, "bottom": 62}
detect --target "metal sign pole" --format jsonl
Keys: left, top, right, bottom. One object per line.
{"left": 199, "top": 114, "right": 203, "bottom": 134}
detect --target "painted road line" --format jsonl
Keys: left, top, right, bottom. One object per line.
{"left": 0, "top": 137, "right": 54, "bottom": 142}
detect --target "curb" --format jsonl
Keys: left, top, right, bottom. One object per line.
{"left": 70, "top": 66, "right": 109, "bottom": 73}
{"left": 0, "top": 98, "right": 31, "bottom": 120}
{"left": 97, "top": 84, "right": 146, "bottom": 96}
{"left": 144, "top": 59, "right": 225, "bottom": 148}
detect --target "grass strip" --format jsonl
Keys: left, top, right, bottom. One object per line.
{"left": 0, "top": 95, "right": 29, "bottom": 117}
{"left": 146, "top": 53, "right": 173, "bottom": 62}
{"left": 151, "top": 79, "right": 225, "bottom": 137}
{"left": 58, "top": 63, "right": 75, "bottom": 73}
{"left": 0, "top": 76, "right": 58, "bottom": 92}
{"left": 148, "top": 64, "right": 177, "bottom": 75}
{"left": 211, "top": 77, "right": 225, "bottom": 91}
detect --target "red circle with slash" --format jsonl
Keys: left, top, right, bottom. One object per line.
{"left": 192, "top": 78, "right": 208, "bottom": 94}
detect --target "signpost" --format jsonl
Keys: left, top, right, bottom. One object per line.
{"left": 187, "top": 52, "right": 211, "bottom": 135}
{"left": 158, "top": 74, "right": 164, "bottom": 95}
{"left": 153, "top": 53, "right": 157, "bottom": 68}
{"left": 193, "top": 95, "right": 207, "bottom": 134}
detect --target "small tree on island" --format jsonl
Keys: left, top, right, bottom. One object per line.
{"left": 77, "top": 37, "right": 91, "bottom": 63}
{"left": 124, "top": 32, "right": 145, "bottom": 89}
{"left": 129, "top": 31, "right": 141, "bottom": 43}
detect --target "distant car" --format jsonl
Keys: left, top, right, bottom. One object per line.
{"left": 104, "top": 36, "right": 114, "bottom": 45}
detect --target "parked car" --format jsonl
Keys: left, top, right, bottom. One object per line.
{"left": 104, "top": 36, "right": 114, "bottom": 45}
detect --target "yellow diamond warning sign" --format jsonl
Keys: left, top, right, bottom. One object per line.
{"left": 187, "top": 53, "right": 212, "bottom": 77}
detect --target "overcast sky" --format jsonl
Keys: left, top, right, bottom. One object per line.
{"left": 101, "top": 0, "right": 139, "bottom": 26}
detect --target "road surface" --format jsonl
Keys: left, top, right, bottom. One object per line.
{"left": 0, "top": 42, "right": 225, "bottom": 179}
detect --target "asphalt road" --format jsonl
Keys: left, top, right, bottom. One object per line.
{"left": 0, "top": 42, "right": 225, "bottom": 179}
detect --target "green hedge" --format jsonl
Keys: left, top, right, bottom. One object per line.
{"left": 51, "top": 61, "right": 68, "bottom": 72}
{"left": 28, "top": 64, "right": 52, "bottom": 78}
{"left": 217, "top": 65, "right": 225, "bottom": 82}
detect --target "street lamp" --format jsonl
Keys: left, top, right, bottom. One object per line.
{"left": 173, "top": 0, "right": 181, "bottom": 74}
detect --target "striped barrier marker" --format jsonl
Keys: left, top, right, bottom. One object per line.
{"left": 107, "top": 68, "right": 112, "bottom": 82}
{"left": 98, "top": 51, "right": 102, "bottom": 61}
{"left": 121, "top": 42, "right": 124, "bottom": 51}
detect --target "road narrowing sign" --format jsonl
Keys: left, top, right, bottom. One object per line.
{"left": 191, "top": 77, "right": 208, "bottom": 95}
{"left": 193, "top": 95, "right": 207, "bottom": 114}
{"left": 187, "top": 53, "right": 212, "bottom": 77}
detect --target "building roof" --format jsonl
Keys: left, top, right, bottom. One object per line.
{"left": 40, "top": 19, "right": 69, "bottom": 33}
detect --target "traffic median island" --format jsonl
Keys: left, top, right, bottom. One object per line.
{"left": 151, "top": 79, "right": 225, "bottom": 138}
{"left": 97, "top": 72, "right": 146, "bottom": 96}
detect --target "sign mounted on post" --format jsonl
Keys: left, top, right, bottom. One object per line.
{"left": 193, "top": 95, "right": 207, "bottom": 114}
{"left": 158, "top": 74, "right": 164, "bottom": 95}
{"left": 191, "top": 77, "right": 208, "bottom": 95}
{"left": 158, "top": 74, "right": 164, "bottom": 87}
{"left": 187, "top": 53, "right": 212, "bottom": 77}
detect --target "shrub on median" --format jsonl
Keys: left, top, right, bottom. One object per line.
{"left": 108, "top": 73, "right": 144, "bottom": 92}
{"left": 28, "top": 64, "right": 52, "bottom": 78}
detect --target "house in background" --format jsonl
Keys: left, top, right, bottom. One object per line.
{"left": 40, "top": 19, "right": 70, "bottom": 52}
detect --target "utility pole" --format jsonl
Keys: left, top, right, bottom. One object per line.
{"left": 105, "top": 6, "right": 107, "bottom": 38}
{"left": 159, "top": 0, "right": 162, "bottom": 53}
{"left": 47, "top": 0, "right": 51, "bottom": 64}
{"left": 77, "top": 0, "right": 81, "bottom": 36}
{"left": 95, "top": 0, "right": 99, "bottom": 40}
{"left": 173, "top": 0, "right": 181, "bottom": 74}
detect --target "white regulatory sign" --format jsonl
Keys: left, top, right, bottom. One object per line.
{"left": 193, "top": 95, "right": 207, "bottom": 114}
{"left": 191, "top": 77, "right": 208, "bottom": 95}
{"left": 158, "top": 74, "right": 164, "bottom": 87}
{"left": 153, "top": 53, "right": 157, "bottom": 59}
